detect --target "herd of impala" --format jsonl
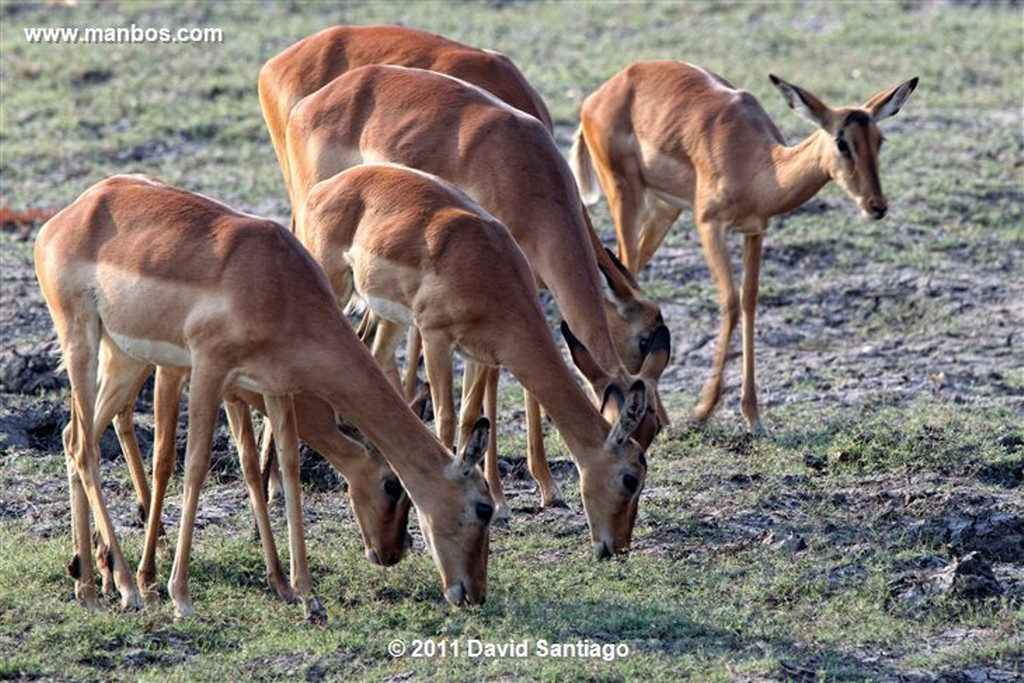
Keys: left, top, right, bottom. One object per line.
{"left": 34, "top": 24, "right": 917, "bottom": 621}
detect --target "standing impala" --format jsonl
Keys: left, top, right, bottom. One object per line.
{"left": 300, "top": 163, "right": 667, "bottom": 557}
{"left": 35, "top": 174, "right": 493, "bottom": 618}
{"left": 258, "top": 24, "right": 553, "bottom": 208}
{"left": 571, "top": 61, "right": 918, "bottom": 433}
{"left": 284, "top": 64, "right": 669, "bottom": 521}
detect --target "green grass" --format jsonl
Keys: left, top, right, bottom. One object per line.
{"left": 2, "top": 1, "right": 1023, "bottom": 681}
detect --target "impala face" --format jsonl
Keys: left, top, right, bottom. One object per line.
{"left": 347, "top": 455, "right": 413, "bottom": 567}
{"left": 826, "top": 109, "right": 889, "bottom": 220}
{"left": 581, "top": 446, "right": 648, "bottom": 559}
{"left": 421, "top": 469, "right": 493, "bottom": 606}
{"left": 419, "top": 418, "right": 494, "bottom": 606}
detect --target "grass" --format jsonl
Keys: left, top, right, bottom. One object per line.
{"left": 2, "top": 1, "right": 1023, "bottom": 681}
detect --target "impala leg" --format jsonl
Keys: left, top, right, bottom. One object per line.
{"left": 110, "top": 368, "right": 156, "bottom": 529}
{"left": 588, "top": 139, "right": 644, "bottom": 272}
{"left": 635, "top": 195, "right": 682, "bottom": 274}
{"left": 402, "top": 328, "right": 423, "bottom": 401}
{"left": 167, "top": 365, "right": 222, "bottom": 619}
{"left": 740, "top": 233, "right": 765, "bottom": 435}
{"left": 223, "top": 399, "right": 292, "bottom": 603}
{"left": 264, "top": 394, "right": 324, "bottom": 623}
{"left": 461, "top": 363, "right": 509, "bottom": 523}
{"left": 370, "top": 319, "right": 406, "bottom": 394}
{"left": 138, "top": 367, "right": 186, "bottom": 603}
{"left": 421, "top": 331, "right": 456, "bottom": 450}
{"left": 89, "top": 348, "right": 151, "bottom": 599}
{"left": 64, "top": 426, "right": 97, "bottom": 608}
{"left": 695, "top": 222, "right": 739, "bottom": 425}
{"left": 525, "top": 391, "right": 566, "bottom": 509}
{"left": 63, "top": 341, "right": 143, "bottom": 611}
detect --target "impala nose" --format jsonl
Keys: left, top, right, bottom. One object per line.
{"left": 593, "top": 540, "right": 613, "bottom": 560}
{"left": 867, "top": 198, "right": 888, "bottom": 220}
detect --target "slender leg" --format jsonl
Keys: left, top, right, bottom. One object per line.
{"left": 694, "top": 222, "right": 739, "bottom": 425}
{"left": 525, "top": 392, "right": 565, "bottom": 508}
{"left": 635, "top": 196, "right": 682, "bottom": 274}
{"left": 462, "top": 363, "right": 509, "bottom": 522}
{"left": 586, "top": 134, "right": 645, "bottom": 273}
{"left": 223, "top": 399, "right": 293, "bottom": 603}
{"left": 137, "top": 368, "right": 185, "bottom": 602}
{"left": 369, "top": 319, "right": 406, "bottom": 394}
{"left": 740, "top": 233, "right": 765, "bottom": 434}
{"left": 420, "top": 331, "right": 456, "bottom": 450}
{"left": 264, "top": 394, "right": 324, "bottom": 623}
{"left": 64, "top": 337, "right": 143, "bottom": 611}
{"left": 64, "top": 425, "right": 97, "bottom": 608}
{"left": 402, "top": 328, "right": 423, "bottom": 401}
{"left": 166, "top": 364, "right": 223, "bottom": 619}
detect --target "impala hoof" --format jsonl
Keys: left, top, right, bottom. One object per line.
{"left": 303, "top": 597, "right": 327, "bottom": 625}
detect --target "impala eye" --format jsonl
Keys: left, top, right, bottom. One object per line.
{"left": 476, "top": 501, "right": 494, "bottom": 524}
{"left": 384, "top": 478, "right": 404, "bottom": 499}
{"left": 622, "top": 473, "right": 640, "bottom": 494}
{"left": 836, "top": 137, "right": 851, "bottom": 157}
{"left": 639, "top": 335, "right": 650, "bottom": 355}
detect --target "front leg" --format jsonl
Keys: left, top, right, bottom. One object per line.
{"left": 224, "top": 398, "right": 292, "bottom": 604}
{"left": 264, "top": 394, "right": 324, "bottom": 624}
{"left": 695, "top": 221, "right": 739, "bottom": 425}
{"left": 740, "top": 233, "right": 765, "bottom": 435}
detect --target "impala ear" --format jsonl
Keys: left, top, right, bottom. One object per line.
{"left": 561, "top": 320, "right": 611, "bottom": 390}
{"left": 603, "top": 380, "right": 648, "bottom": 451}
{"left": 863, "top": 77, "right": 919, "bottom": 122}
{"left": 770, "top": 74, "right": 834, "bottom": 129}
{"left": 638, "top": 324, "right": 671, "bottom": 382}
{"left": 458, "top": 417, "right": 489, "bottom": 473}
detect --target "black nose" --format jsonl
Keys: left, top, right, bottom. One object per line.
{"left": 872, "top": 206, "right": 887, "bottom": 220}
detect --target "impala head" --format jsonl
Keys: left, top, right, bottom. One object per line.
{"left": 342, "top": 441, "right": 414, "bottom": 567}
{"left": 561, "top": 319, "right": 670, "bottom": 450}
{"left": 585, "top": 380, "right": 651, "bottom": 560}
{"left": 560, "top": 322, "right": 656, "bottom": 558}
{"left": 770, "top": 74, "right": 919, "bottom": 221}
{"left": 419, "top": 417, "right": 493, "bottom": 606}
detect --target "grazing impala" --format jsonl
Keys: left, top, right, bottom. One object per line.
{"left": 300, "top": 163, "right": 668, "bottom": 556}
{"left": 35, "top": 175, "right": 493, "bottom": 618}
{"left": 284, "top": 64, "right": 669, "bottom": 519}
{"left": 571, "top": 61, "right": 918, "bottom": 433}
{"left": 86, "top": 361, "right": 415, "bottom": 603}
{"left": 258, "top": 24, "right": 553, "bottom": 205}
{"left": 257, "top": 24, "right": 560, "bottom": 500}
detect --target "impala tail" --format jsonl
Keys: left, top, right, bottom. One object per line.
{"left": 569, "top": 126, "right": 601, "bottom": 205}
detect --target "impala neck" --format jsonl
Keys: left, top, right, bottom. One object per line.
{"left": 308, "top": 341, "right": 451, "bottom": 505}
{"left": 504, "top": 335, "right": 608, "bottom": 467}
{"left": 765, "top": 132, "right": 833, "bottom": 218}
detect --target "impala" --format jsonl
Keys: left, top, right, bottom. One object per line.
{"left": 85, "top": 361, "right": 415, "bottom": 604}
{"left": 571, "top": 61, "right": 918, "bottom": 433}
{"left": 257, "top": 24, "right": 559, "bottom": 501}
{"left": 284, "top": 64, "right": 669, "bottom": 520}
{"left": 300, "top": 163, "right": 667, "bottom": 556}
{"left": 35, "top": 174, "right": 493, "bottom": 618}
{"left": 258, "top": 24, "right": 553, "bottom": 208}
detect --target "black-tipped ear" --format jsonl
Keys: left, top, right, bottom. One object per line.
{"left": 460, "top": 417, "right": 489, "bottom": 471}
{"left": 639, "top": 324, "right": 671, "bottom": 381}
{"left": 561, "top": 320, "right": 608, "bottom": 387}
{"left": 863, "top": 76, "right": 919, "bottom": 122}
{"left": 770, "top": 74, "right": 833, "bottom": 129}
{"left": 604, "top": 380, "right": 648, "bottom": 450}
